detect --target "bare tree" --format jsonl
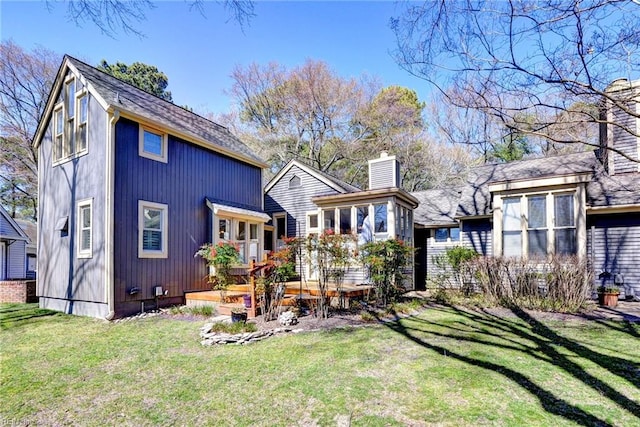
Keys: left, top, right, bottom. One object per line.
{"left": 0, "top": 41, "right": 61, "bottom": 219}
{"left": 391, "top": 0, "right": 640, "bottom": 159}
{"left": 58, "top": 0, "right": 255, "bottom": 36}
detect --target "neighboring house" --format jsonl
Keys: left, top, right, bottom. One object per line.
{"left": 0, "top": 205, "right": 31, "bottom": 280}
{"left": 412, "top": 79, "right": 640, "bottom": 298}
{"left": 265, "top": 153, "right": 419, "bottom": 285}
{"left": 32, "top": 56, "right": 269, "bottom": 319}
{"left": 15, "top": 219, "right": 37, "bottom": 279}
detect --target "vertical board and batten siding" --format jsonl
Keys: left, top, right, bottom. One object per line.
{"left": 611, "top": 101, "right": 639, "bottom": 174}
{"left": 113, "top": 118, "right": 263, "bottom": 315}
{"left": 38, "top": 72, "right": 109, "bottom": 317}
{"left": 587, "top": 213, "right": 640, "bottom": 298}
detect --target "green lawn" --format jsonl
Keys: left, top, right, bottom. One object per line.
{"left": 1, "top": 303, "right": 639, "bottom": 426}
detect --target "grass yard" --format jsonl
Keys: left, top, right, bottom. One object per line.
{"left": 1, "top": 303, "right": 639, "bottom": 426}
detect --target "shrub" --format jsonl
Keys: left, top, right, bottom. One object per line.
{"left": 431, "top": 246, "right": 478, "bottom": 293}
{"left": 360, "top": 239, "right": 414, "bottom": 307}
{"left": 470, "top": 255, "right": 592, "bottom": 312}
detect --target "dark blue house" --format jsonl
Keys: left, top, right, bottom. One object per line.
{"left": 33, "top": 56, "right": 269, "bottom": 318}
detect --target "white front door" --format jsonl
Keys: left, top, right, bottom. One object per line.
{"left": 0, "top": 242, "right": 6, "bottom": 280}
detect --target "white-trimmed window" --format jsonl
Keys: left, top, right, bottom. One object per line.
{"left": 216, "top": 217, "right": 261, "bottom": 264}
{"left": 139, "top": 126, "right": 168, "bottom": 163}
{"left": 77, "top": 199, "right": 92, "bottom": 258}
{"left": 500, "top": 192, "right": 577, "bottom": 257}
{"left": 64, "top": 78, "right": 76, "bottom": 158}
{"left": 53, "top": 106, "right": 64, "bottom": 161}
{"left": 138, "top": 201, "right": 168, "bottom": 258}
{"left": 434, "top": 227, "right": 460, "bottom": 243}
{"left": 374, "top": 203, "right": 387, "bottom": 233}
{"left": 307, "top": 213, "right": 319, "bottom": 231}
{"left": 289, "top": 175, "right": 301, "bottom": 189}
{"left": 76, "top": 91, "right": 88, "bottom": 153}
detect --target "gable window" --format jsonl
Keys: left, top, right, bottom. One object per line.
{"left": 53, "top": 107, "right": 64, "bottom": 161}
{"left": 434, "top": 227, "right": 460, "bottom": 243}
{"left": 139, "top": 126, "right": 168, "bottom": 163}
{"left": 138, "top": 201, "right": 168, "bottom": 258}
{"left": 289, "top": 175, "right": 301, "bottom": 189}
{"left": 77, "top": 92, "right": 88, "bottom": 152}
{"left": 77, "top": 199, "right": 92, "bottom": 258}
{"left": 52, "top": 77, "right": 89, "bottom": 164}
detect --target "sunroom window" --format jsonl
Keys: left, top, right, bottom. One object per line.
{"left": 554, "top": 194, "right": 576, "bottom": 255}
{"left": 527, "top": 196, "right": 547, "bottom": 258}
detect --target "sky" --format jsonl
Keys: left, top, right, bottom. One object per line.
{"left": 1, "top": 1, "right": 431, "bottom": 116}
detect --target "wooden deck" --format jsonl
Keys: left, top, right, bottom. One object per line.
{"left": 185, "top": 281, "right": 374, "bottom": 318}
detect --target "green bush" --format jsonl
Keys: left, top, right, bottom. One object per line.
{"left": 360, "top": 239, "right": 414, "bottom": 306}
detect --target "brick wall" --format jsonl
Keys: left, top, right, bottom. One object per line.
{"left": 0, "top": 280, "right": 37, "bottom": 303}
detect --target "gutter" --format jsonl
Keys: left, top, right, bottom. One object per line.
{"left": 104, "top": 109, "right": 120, "bottom": 320}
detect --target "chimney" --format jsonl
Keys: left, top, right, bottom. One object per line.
{"left": 368, "top": 151, "right": 401, "bottom": 189}
{"left": 600, "top": 78, "right": 640, "bottom": 175}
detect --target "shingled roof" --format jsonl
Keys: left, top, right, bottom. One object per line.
{"left": 412, "top": 151, "right": 640, "bottom": 226}
{"left": 35, "top": 56, "right": 265, "bottom": 167}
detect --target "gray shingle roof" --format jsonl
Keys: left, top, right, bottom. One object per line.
{"left": 67, "top": 56, "right": 264, "bottom": 166}
{"left": 456, "top": 151, "right": 599, "bottom": 217}
{"left": 411, "top": 151, "right": 640, "bottom": 226}
{"left": 412, "top": 188, "right": 462, "bottom": 226}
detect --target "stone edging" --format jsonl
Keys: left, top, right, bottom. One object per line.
{"left": 199, "top": 323, "right": 305, "bottom": 346}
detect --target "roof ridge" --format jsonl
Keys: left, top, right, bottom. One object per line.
{"left": 65, "top": 55, "right": 230, "bottom": 134}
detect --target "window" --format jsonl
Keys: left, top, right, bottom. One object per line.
{"left": 502, "top": 197, "right": 522, "bottom": 257}
{"left": 139, "top": 126, "right": 167, "bottom": 163}
{"left": 323, "top": 209, "right": 335, "bottom": 232}
{"left": 52, "top": 77, "right": 89, "bottom": 164}
{"left": 308, "top": 213, "right": 318, "bottom": 229}
{"left": 77, "top": 199, "right": 92, "bottom": 258}
{"left": 356, "top": 206, "right": 369, "bottom": 234}
{"left": 374, "top": 204, "right": 387, "bottom": 233}
{"left": 64, "top": 79, "right": 75, "bottom": 158}
{"left": 339, "top": 208, "right": 351, "bottom": 234}
{"left": 219, "top": 218, "right": 231, "bottom": 241}
{"left": 138, "top": 201, "right": 168, "bottom": 258}
{"left": 500, "top": 192, "right": 577, "bottom": 257}
{"left": 434, "top": 227, "right": 459, "bottom": 243}
{"left": 274, "top": 214, "right": 286, "bottom": 249}
{"left": 527, "top": 196, "right": 547, "bottom": 257}
{"left": 77, "top": 92, "right": 88, "bottom": 152}
{"left": 53, "top": 107, "right": 64, "bottom": 161}
{"left": 554, "top": 194, "right": 576, "bottom": 255}
{"left": 289, "top": 175, "right": 301, "bottom": 189}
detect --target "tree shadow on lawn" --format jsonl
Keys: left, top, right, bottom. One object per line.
{"left": 376, "top": 305, "right": 640, "bottom": 427}
{"left": 0, "top": 303, "right": 58, "bottom": 329}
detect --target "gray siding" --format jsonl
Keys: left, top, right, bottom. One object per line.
{"left": 588, "top": 213, "right": 640, "bottom": 298}
{"left": 6, "top": 240, "right": 26, "bottom": 279}
{"left": 38, "top": 72, "right": 108, "bottom": 316}
{"left": 611, "top": 101, "right": 639, "bottom": 174}
{"left": 0, "top": 215, "right": 23, "bottom": 239}
{"left": 462, "top": 219, "right": 493, "bottom": 256}
{"left": 113, "top": 118, "right": 263, "bottom": 315}
{"left": 265, "top": 165, "right": 341, "bottom": 239}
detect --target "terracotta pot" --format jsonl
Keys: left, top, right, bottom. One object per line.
{"left": 599, "top": 292, "right": 619, "bottom": 308}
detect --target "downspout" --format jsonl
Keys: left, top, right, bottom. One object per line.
{"left": 104, "top": 109, "right": 120, "bottom": 320}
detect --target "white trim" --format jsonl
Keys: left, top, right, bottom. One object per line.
{"left": 75, "top": 89, "right": 89, "bottom": 155}
{"left": 104, "top": 110, "right": 119, "bottom": 320}
{"left": 138, "top": 200, "right": 168, "bottom": 259}
{"left": 206, "top": 200, "right": 271, "bottom": 222}
{"left": 273, "top": 212, "right": 287, "bottom": 249}
{"left": 264, "top": 159, "right": 351, "bottom": 194}
{"left": 488, "top": 173, "right": 592, "bottom": 192}
{"left": 77, "top": 198, "right": 93, "bottom": 258}
{"left": 138, "top": 125, "right": 168, "bottom": 163}
{"left": 430, "top": 226, "right": 461, "bottom": 246}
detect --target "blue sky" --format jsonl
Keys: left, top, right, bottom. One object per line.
{"left": 1, "top": 1, "right": 430, "bottom": 115}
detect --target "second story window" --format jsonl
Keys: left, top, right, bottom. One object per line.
{"left": 139, "top": 126, "right": 168, "bottom": 163}
{"left": 52, "top": 76, "right": 89, "bottom": 164}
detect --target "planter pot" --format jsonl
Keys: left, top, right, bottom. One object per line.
{"left": 231, "top": 311, "right": 247, "bottom": 323}
{"left": 598, "top": 292, "right": 619, "bottom": 308}
{"left": 243, "top": 294, "right": 252, "bottom": 308}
